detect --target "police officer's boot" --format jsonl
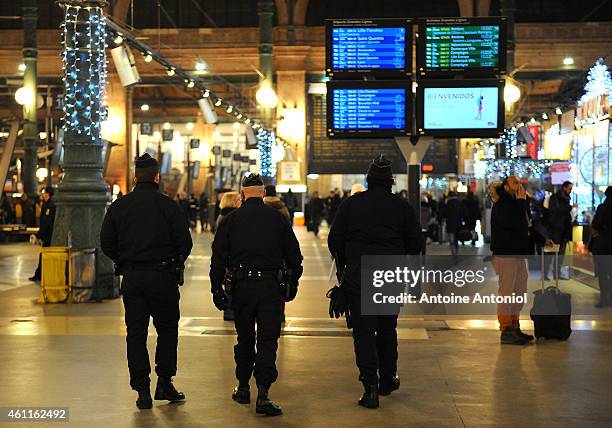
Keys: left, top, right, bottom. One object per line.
{"left": 232, "top": 383, "right": 251, "bottom": 404}
{"left": 136, "top": 389, "right": 153, "bottom": 410}
{"left": 358, "top": 383, "right": 379, "bottom": 409}
{"left": 379, "top": 374, "right": 400, "bottom": 396}
{"left": 154, "top": 377, "right": 186, "bottom": 402}
{"left": 255, "top": 385, "right": 282, "bottom": 416}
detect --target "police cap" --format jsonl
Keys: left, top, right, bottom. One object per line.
{"left": 135, "top": 153, "right": 159, "bottom": 169}
{"left": 242, "top": 173, "right": 264, "bottom": 187}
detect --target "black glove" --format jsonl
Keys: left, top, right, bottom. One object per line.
{"left": 212, "top": 288, "right": 228, "bottom": 311}
{"left": 285, "top": 283, "right": 298, "bottom": 302}
{"left": 326, "top": 286, "right": 348, "bottom": 319}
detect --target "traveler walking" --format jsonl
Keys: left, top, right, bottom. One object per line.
{"left": 441, "top": 190, "right": 464, "bottom": 259}
{"left": 546, "top": 181, "right": 573, "bottom": 279}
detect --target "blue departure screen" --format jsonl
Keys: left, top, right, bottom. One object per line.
{"left": 331, "top": 27, "right": 406, "bottom": 70}
{"left": 332, "top": 88, "right": 406, "bottom": 130}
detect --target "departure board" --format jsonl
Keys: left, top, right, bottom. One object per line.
{"left": 327, "top": 81, "right": 411, "bottom": 138}
{"left": 332, "top": 27, "right": 406, "bottom": 70}
{"left": 326, "top": 19, "right": 412, "bottom": 78}
{"left": 417, "top": 17, "right": 506, "bottom": 76}
{"left": 308, "top": 93, "right": 407, "bottom": 174}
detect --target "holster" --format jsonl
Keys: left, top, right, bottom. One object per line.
{"left": 168, "top": 255, "right": 185, "bottom": 286}
{"left": 223, "top": 269, "right": 234, "bottom": 299}
{"left": 278, "top": 267, "right": 294, "bottom": 300}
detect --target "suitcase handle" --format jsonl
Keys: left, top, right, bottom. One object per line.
{"left": 541, "top": 247, "right": 560, "bottom": 291}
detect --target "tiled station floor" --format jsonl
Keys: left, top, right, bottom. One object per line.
{"left": 0, "top": 228, "right": 610, "bottom": 427}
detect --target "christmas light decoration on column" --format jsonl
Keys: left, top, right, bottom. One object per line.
{"left": 474, "top": 127, "right": 552, "bottom": 179}
{"left": 53, "top": 0, "right": 115, "bottom": 300}
{"left": 257, "top": 128, "right": 275, "bottom": 178}
{"left": 61, "top": 2, "right": 108, "bottom": 139}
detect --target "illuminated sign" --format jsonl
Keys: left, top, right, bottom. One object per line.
{"left": 326, "top": 18, "right": 412, "bottom": 78}
{"left": 327, "top": 81, "right": 411, "bottom": 138}
{"left": 417, "top": 17, "right": 506, "bottom": 76}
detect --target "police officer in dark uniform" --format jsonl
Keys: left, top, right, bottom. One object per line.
{"left": 30, "top": 186, "right": 56, "bottom": 282}
{"left": 328, "top": 156, "right": 422, "bottom": 409}
{"left": 210, "top": 173, "right": 303, "bottom": 416}
{"left": 100, "top": 153, "right": 193, "bottom": 410}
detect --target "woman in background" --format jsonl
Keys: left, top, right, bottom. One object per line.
{"left": 215, "top": 192, "right": 241, "bottom": 231}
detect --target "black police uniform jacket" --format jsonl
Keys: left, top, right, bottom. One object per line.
{"left": 100, "top": 182, "right": 193, "bottom": 266}
{"left": 209, "top": 197, "right": 303, "bottom": 289}
{"left": 37, "top": 198, "right": 56, "bottom": 246}
{"left": 328, "top": 184, "right": 423, "bottom": 283}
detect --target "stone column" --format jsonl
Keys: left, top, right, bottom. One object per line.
{"left": 53, "top": 0, "right": 115, "bottom": 298}
{"left": 276, "top": 70, "right": 306, "bottom": 185}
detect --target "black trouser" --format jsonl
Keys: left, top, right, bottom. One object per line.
{"left": 346, "top": 289, "right": 398, "bottom": 385}
{"left": 595, "top": 256, "right": 612, "bottom": 304}
{"left": 121, "top": 268, "right": 180, "bottom": 392}
{"left": 232, "top": 277, "right": 283, "bottom": 387}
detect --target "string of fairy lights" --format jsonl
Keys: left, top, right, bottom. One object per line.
{"left": 60, "top": 2, "right": 108, "bottom": 140}
{"left": 473, "top": 126, "right": 554, "bottom": 179}
{"left": 104, "top": 18, "right": 264, "bottom": 133}
{"left": 257, "top": 128, "right": 275, "bottom": 177}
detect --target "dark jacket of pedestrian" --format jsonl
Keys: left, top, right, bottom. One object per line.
{"left": 283, "top": 190, "right": 298, "bottom": 214}
{"left": 489, "top": 181, "right": 544, "bottom": 255}
{"left": 20, "top": 194, "right": 36, "bottom": 227}
{"left": 199, "top": 193, "right": 209, "bottom": 222}
{"left": 309, "top": 195, "right": 324, "bottom": 220}
{"left": 442, "top": 194, "right": 464, "bottom": 234}
{"left": 264, "top": 196, "right": 290, "bottom": 220}
{"left": 462, "top": 192, "right": 481, "bottom": 230}
{"left": 326, "top": 193, "right": 341, "bottom": 225}
{"left": 264, "top": 185, "right": 290, "bottom": 220}
{"left": 548, "top": 189, "right": 573, "bottom": 242}
{"left": 37, "top": 197, "right": 56, "bottom": 246}
{"left": 0, "top": 194, "right": 14, "bottom": 224}
{"left": 591, "top": 194, "right": 612, "bottom": 255}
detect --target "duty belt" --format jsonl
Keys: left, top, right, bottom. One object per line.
{"left": 234, "top": 265, "right": 279, "bottom": 280}
{"left": 126, "top": 260, "right": 172, "bottom": 271}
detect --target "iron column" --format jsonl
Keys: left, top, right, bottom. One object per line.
{"left": 54, "top": 0, "right": 115, "bottom": 298}
{"left": 22, "top": 0, "right": 38, "bottom": 197}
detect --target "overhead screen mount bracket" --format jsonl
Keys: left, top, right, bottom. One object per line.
{"left": 395, "top": 136, "right": 432, "bottom": 166}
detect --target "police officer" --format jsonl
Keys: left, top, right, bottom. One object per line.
{"left": 30, "top": 186, "right": 56, "bottom": 282}
{"left": 100, "top": 153, "right": 193, "bottom": 410}
{"left": 328, "top": 156, "right": 422, "bottom": 409}
{"left": 210, "top": 173, "right": 303, "bottom": 416}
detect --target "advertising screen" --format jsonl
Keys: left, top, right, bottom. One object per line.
{"left": 417, "top": 17, "right": 506, "bottom": 76}
{"left": 326, "top": 19, "right": 412, "bottom": 78}
{"left": 416, "top": 79, "right": 504, "bottom": 137}
{"left": 327, "top": 81, "right": 411, "bottom": 138}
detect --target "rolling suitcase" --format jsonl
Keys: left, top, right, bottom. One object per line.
{"left": 530, "top": 246, "right": 572, "bottom": 340}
